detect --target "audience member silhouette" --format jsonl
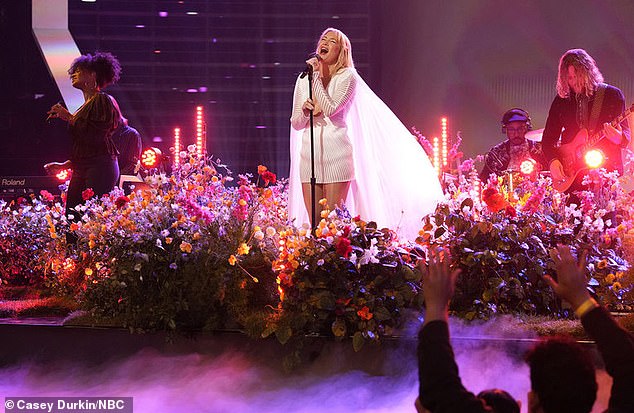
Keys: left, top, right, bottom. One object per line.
{"left": 417, "top": 245, "right": 634, "bottom": 413}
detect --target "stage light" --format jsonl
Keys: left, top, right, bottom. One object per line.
{"left": 195, "top": 106, "right": 206, "bottom": 156}
{"left": 584, "top": 149, "right": 604, "bottom": 169}
{"left": 56, "top": 169, "right": 71, "bottom": 181}
{"left": 141, "top": 147, "right": 162, "bottom": 169}
{"left": 173, "top": 128, "right": 181, "bottom": 168}
{"left": 519, "top": 158, "right": 537, "bottom": 175}
{"left": 441, "top": 117, "right": 448, "bottom": 167}
{"left": 433, "top": 136, "right": 440, "bottom": 175}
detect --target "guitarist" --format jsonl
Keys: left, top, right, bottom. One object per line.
{"left": 542, "top": 49, "right": 630, "bottom": 195}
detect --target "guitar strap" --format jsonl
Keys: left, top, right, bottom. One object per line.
{"left": 588, "top": 83, "right": 606, "bottom": 134}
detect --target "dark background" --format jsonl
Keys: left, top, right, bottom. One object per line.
{"left": 2, "top": 0, "right": 634, "bottom": 178}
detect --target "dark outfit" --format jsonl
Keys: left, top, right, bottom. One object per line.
{"left": 581, "top": 306, "right": 634, "bottom": 412}
{"left": 418, "top": 321, "right": 490, "bottom": 412}
{"left": 110, "top": 123, "right": 142, "bottom": 176}
{"left": 542, "top": 84, "right": 630, "bottom": 192}
{"left": 479, "top": 139, "right": 545, "bottom": 182}
{"left": 418, "top": 307, "right": 634, "bottom": 413}
{"left": 66, "top": 92, "right": 120, "bottom": 216}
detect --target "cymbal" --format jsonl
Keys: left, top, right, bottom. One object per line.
{"left": 525, "top": 128, "right": 543, "bottom": 142}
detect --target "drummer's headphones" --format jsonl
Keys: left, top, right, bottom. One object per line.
{"left": 501, "top": 108, "right": 532, "bottom": 133}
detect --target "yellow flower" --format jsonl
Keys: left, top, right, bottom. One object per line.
{"left": 88, "top": 239, "right": 96, "bottom": 249}
{"left": 228, "top": 255, "right": 237, "bottom": 266}
{"left": 237, "top": 243, "right": 250, "bottom": 255}
{"left": 605, "top": 273, "right": 616, "bottom": 284}
{"left": 180, "top": 241, "right": 192, "bottom": 253}
{"left": 613, "top": 282, "right": 622, "bottom": 291}
{"left": 239, "top": 199, "right": 247, "bottom": 206}
{"left": 85, "top": 268, "right": 93, "bottom": 276}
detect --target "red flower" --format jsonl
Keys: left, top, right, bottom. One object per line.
{"left": 342, "top": 226, "right": 351, "bottom": 238}
{"left": 336, "top": 237, "right": 352, "bottom": 258}
{"left": 261, "top": 171, "right": 277, "bottom": 185}
{"left": 505, "top": 205, "right": 517, "bottom": 218}
{"left": 482, "top": 187, "right": 508, "bottom": 213}
{"left": 82, "top": 188, "right": 95, "bottom": 200}
{"left": 115, "top": 196, "right": 130, "bottom": 209}
{"left": 357, "top": 306, "right": 373, "bottom": 320}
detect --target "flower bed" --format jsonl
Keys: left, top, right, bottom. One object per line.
{"left": 1, "top": 146, "right": 633, "bottom": 353}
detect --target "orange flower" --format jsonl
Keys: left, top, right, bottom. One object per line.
{"left": 596, "top": 259, "right": 608, "bottom": 269}
{"left": 357, "top": 306, "right": 373, "bottom": 320}
{"left": 180, "top": 241, "right": 192, "bottom": 253}
{"left": 237, "top": 243, "right": 250, "bottom": 255}
{"left": 228, "top": 255, "right": 237, "bottom": 266}
{"left": 257, "top": 165, "right": 268, "bottom": 174}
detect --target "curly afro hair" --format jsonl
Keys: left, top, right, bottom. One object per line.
{"left": 68, "top": 51, "right": 122, "bottom": 88}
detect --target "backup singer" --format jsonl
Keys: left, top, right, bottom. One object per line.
{"left": 46, "top": 52, "right": 122, "bottom": 224}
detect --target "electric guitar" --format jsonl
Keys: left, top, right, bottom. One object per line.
{"left": 550, "top": 103, "right": 634, "bottom": 192}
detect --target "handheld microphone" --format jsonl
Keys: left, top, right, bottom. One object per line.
{"left": 300, "top": 52, "right": 321, "bottom": 79}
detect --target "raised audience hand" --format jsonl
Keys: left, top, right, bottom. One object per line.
{"left": 544, "top": 245, "right": 591, "bottom": 310}
{"left": 420, "top": 247, "right": 461, "bottom": 323}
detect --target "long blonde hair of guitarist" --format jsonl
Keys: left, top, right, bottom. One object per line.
{"left": 556, "top": 49, "right": 604, "bottom": 98}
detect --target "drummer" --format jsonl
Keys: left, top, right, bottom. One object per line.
{"left": 479, "top": 108, "right": 546, "bottom": 182}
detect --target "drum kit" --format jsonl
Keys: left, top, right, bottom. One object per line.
{"left": 525, "top": 128, "right": 544, "bottom": 142}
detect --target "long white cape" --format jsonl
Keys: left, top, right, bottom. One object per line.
{"left": 288, "top": 69, "right": 444, "bottom": 241}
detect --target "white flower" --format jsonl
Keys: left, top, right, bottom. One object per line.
{"left": 359, "top": 239, "right": 380, "bottom": 266}
{"left": 266, "top": 226, "right": 276, "bottom": 237}
{"left": 134, "top": 263, "right": 142, "bottom": 271}
{"left": 254, "top": 230, "right": 264, "bottom": 241}
{"left": 187, "top": 144, "right": 197, "bottom": 153}
{"left": 317, "top": 259, "right": 325, "bottom": 266}
{"left": 349, "top": 252, "right": 358, "bottom": 264}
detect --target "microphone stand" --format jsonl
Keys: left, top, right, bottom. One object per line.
{"left": 307, "top": 66, "right": 317, "bottom": 236}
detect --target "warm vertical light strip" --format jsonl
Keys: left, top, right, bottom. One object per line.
{"left": 433, "top": 136, "right": 440, "bottom": 175}
{"left": 196, "top": 106, "right": 204, "bottom": 156}
{"left": 173, "top": 127, "right": 181, "bottom": 168}
{"left": 441, "top": 117, "right": 448, "bottom": 167}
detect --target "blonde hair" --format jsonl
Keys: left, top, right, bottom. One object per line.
{"left": 556, "top": 49, "right": 604, "bottom": 98}
{"left": 317, "top": 28, "right": 354, "bottom": 73}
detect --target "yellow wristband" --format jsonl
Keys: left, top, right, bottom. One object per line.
{"left": 574, "top": 298, "right": 599, "bottom": 318}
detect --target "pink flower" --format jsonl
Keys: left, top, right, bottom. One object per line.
{"left": 40, "top": 190, "right": 55, "bottom": 202}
